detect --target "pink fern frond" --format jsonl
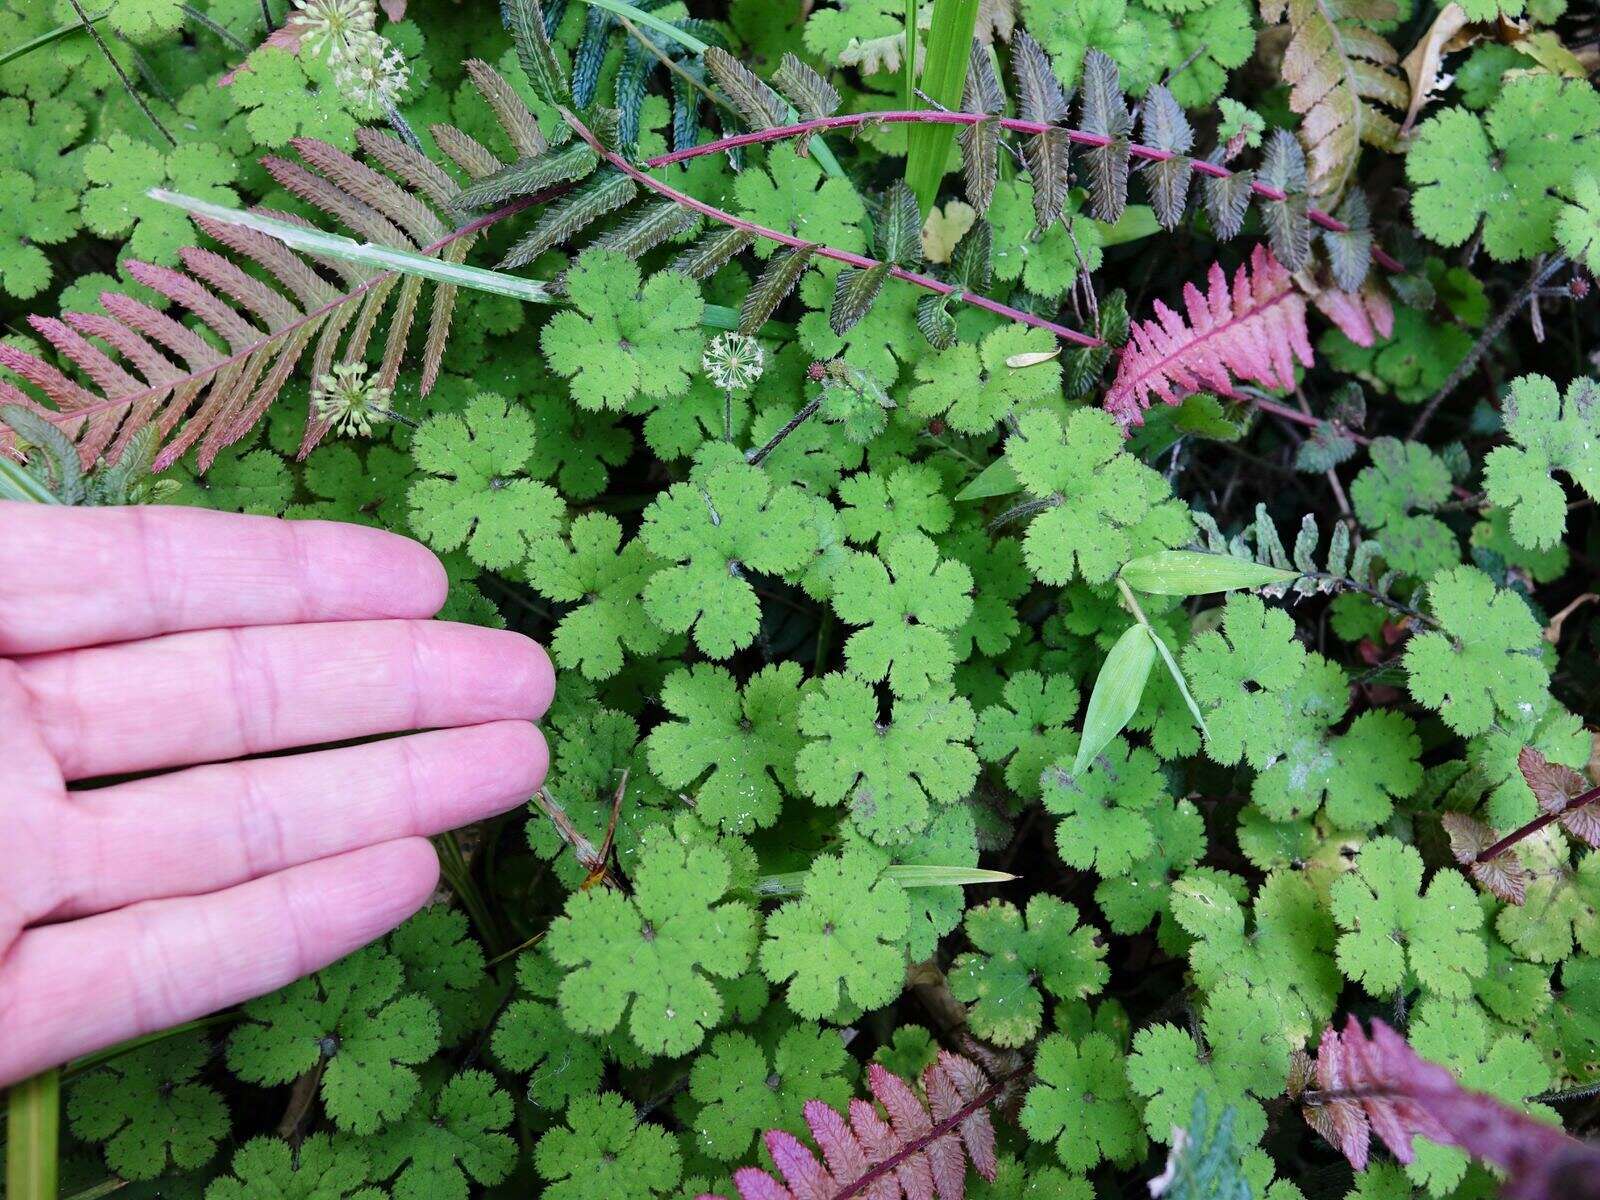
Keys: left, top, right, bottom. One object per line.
{"left": 708, "top": 1052, "right": 1003, "bottom": 1200}
{"left": 1302, "top": 1017, "right": 1600, "bottom": 1200}
{"left": 1105, "top": 243, "right": 1314, "bottom": 425}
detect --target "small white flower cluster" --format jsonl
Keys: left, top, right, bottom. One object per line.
{"left": 292, "top": 0, "right": 410, "bottom": 114}
{"left": 701, "top": 332, "right": 765, "bottom": 393}
{"left": 313, "top": 361, "right": 394, "bottom": 438}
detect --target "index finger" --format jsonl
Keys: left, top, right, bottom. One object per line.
{"left": 0, "top": 503, "right": 448, "bottom": 653}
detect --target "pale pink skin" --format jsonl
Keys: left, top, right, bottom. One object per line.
{"left": 0, "top": 503, "right": 554, "bottom": 1085}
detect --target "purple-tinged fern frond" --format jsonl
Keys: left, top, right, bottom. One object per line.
{"left": 1105, "top": 243, "right": 1314, "bottom": 426}
{"left": 707, "top": 1051, "right": 1003, "bottom": 1200}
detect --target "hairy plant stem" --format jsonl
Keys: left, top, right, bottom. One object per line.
{"left": 560, "top": 108, "right": 1105, "bottom": 347}
{"left": 645, "top": 109, "right": 1402, "bottom": 270}
{"left": 1409, "top": 254, "right": 1569, "bottom": 440}
{"left": 178, "top": 3, "right": 248, "bottom": 51}
{"left": 66, "top": 0, "right": 175, "bottom": 147}
{"left": 1475, "top": 780, "right": 1600, "bottom": 864}
{"left": 747, "top": 395, "right": 821, "bottom": 466}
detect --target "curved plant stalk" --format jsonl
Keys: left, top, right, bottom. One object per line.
{"left": 561, "top": 108, "right": 1105, "bottom": 347}
{"left": 0, "top": 9, "right": 108, "bottom": 69}
{"left": 646, "top": 109, "right": 1403, "bottom": 270}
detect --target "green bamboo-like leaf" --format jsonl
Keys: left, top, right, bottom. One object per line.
{"left": 151, "top": 190, "right": 557, "bottom": 303}
{"left": 454, "top": 144, "right": 599, "bottom": 211}
{"left": 830, "top": 263, "right": 892, "bottom": 335}
{"left": 7, "top": 1069, "right": 61, "bottom": 1200}
{"left": 1073, "top": 623, "right": 1156, "bottom": 774}
{"left": 756, "top": 864, "right": 1016, "bottom": 897}
{"left": 740, "top": 244, "right": 816, "bottom": 334}
{"left": 904, "top": 0, "right": 981, "bottom": 216}
{"left": 955, "top": 455, "right": 1019, "bottom": 501}
{"left": 1144, "top": 620, "right": 1208, "bottom": 738}
{"left": 506, "top": 0, "right": 569, "bottom": 106}
{"left": 1119, "top": 550, "right": 1300, "bottom": 595}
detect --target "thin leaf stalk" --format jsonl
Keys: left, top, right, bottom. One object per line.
{"left": 560, "top": 109, "right": 1104, "bottom": 347}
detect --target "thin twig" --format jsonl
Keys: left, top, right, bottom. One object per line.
{"left": 747, "top": 395, "right": 821, "bottom": 466}
{"left": 1409, "top": 255, "right": 1569, "bottom": 440}
{"left": 179, "top": 3, "right": 248, "bottom": 50}
{"left": 66, "top": 0, "right": 175, "bottom": 146}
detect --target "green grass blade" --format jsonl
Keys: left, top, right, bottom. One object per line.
{"left": 756, "top": 864, "right": 1016, "bottom": 897}
{"left": 0, "top": 11, "right": 106, "bottom": 70}
{"left": 150, "top": 190, "right": 559, "bottom": 303}
{"left": 156, "top": 190, "right": 782, "bottom": 335}
{"left": 904, "top": 0, "right": 980, "bottom": 217}
{"left": 7, "top": 1069, "right": 61, "bottom": 1200}
{"left": 0, "top": 456, "right": 61, "bottom": 504}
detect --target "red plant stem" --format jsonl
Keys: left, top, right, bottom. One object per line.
{"left": 836, "top": 1065, "right": 1025, "bottom": 1200}
{"left": 1476, "top": 781, "right": 1600, "bottom": 863}
{"left": 644, "top": 109, "right": 1404, "bottom": 273}
{"left": 1245, "top": 393, "right": 1373, "bottom": 446}
{"left": 566, "top": 110, "right": 1105, "bottom": 348}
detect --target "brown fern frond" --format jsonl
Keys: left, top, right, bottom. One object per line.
{"left": 1261, "top": 0, "right": 1408, "bottom": 208}
{"left": 1106, "top": 243, "right": 1314, "bottom": 424}
{"left": 708, "top": 1050, "right": 1005, "bottom": 1200}
{"left": 1, "top": 127, "right": 492, "bottom": 470}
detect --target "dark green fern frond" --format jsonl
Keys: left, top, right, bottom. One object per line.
{"left": 499, "top": 171, "right": 639, "bottom": 268}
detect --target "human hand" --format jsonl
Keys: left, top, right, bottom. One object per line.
{"left": 0, "top": 503, "right": 552, "bottom": 1086}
